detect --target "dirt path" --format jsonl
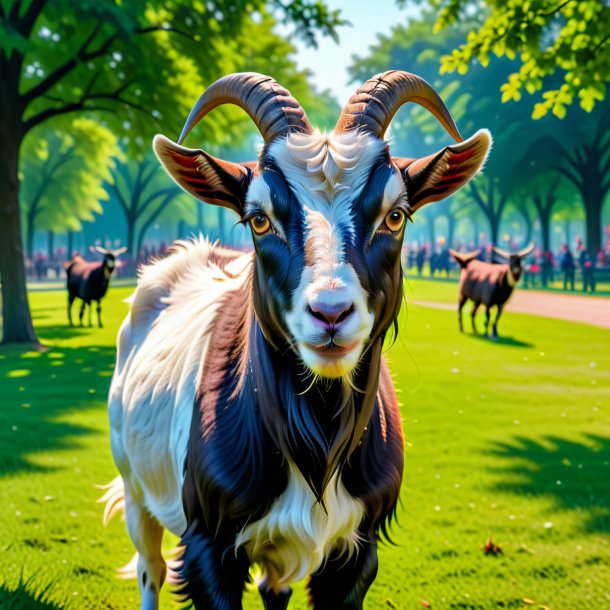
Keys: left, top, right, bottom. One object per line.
{"left": 414, "top": 290, "right": 610, "bottom": 329}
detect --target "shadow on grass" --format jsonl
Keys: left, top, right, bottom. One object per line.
{"left": 468, "top": 332, "right": 533, "bottom": 348}
{"left": 485, "top": 435, "right": 610, "bottom": 533}
{"left": 0, "top": 343, "right": 115, "bottom": 478}
{"left": 0, "top": 575, "right": 63, "bottom": 609}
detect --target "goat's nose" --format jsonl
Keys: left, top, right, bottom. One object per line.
{"left": 307, "top": 296, "right": 354, "bottom": 328}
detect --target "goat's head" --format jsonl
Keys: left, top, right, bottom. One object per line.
{"left": 154, "top": 72, "right": 491, "bottom": 378}
{"left": 492, "top": 244, "right": 535, "bottom": 281}
{"left": 90, "top": 246, "right": 127, "bottom": 272}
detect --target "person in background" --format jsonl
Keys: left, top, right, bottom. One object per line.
{"left": 541, "top": 249, "right": 554, "bottom": 288}
{"left": 578, "top": 242, "right": 596, "bottom": 293}
{"left": 560, "top": 244, "right": 575, "bottom": 291}
{"left": 416, "top": 245, "right": 426, "bottom": 277}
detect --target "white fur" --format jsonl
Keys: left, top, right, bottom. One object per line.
{"left": 236, "top": 462, "right": 365, "bottom": 592}
{"left": 108, "top": 238, "right": 252, "bottom": 536}
{"left": 263, "top": 132, "right": 386, "bottom": 377}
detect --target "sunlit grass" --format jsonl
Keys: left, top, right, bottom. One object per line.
{"left": 0, "top": 281, "right": 608, "bottom": 609}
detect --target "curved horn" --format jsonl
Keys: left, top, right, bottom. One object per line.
{"left": 492, "top": 245, "right": 512, "bottom": 260}
{"left": 518, "top": 243, "right": 535, "bottom": 258}
{"left": 335, "top": 70, "right": 462, "bottom": 141}
{"left": 177, "top": 72, "right": 313, "bottom": 145}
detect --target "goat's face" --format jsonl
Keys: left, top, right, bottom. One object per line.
{"left": 246, "top": 132, "right": 406, "bottom": 377}
{"left": 154, "top": 72, "right": 492, "bottom": 378}
{"left": 508, "top": 255, "right": 523, "bottom": 280}
{"left": 91, "top": 246, "right": 127, "bottom": 275}
{"left": 493, "top": 245, "right": 535, "bottom": 283}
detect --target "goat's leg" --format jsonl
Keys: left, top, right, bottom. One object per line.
{"left": 308, "top": 530, "right": 378, "bottom": 610}
{"left": 68, "top": 293, "right": 75, "bottom": 326}
{"left": 124, "top": 485, "right": 167, "bottom": 610}
{"left": 258, "top": 580, "right": 293, "bottom": 610}
{"left": 88, "top": 300, "right": 93, "bottom": 327}
{"left": 492, "top": 305, "right": 503, "bottom": 339}
{"left": 97, "top": 300, "right": 103, "bottom": 328}
{"left": 458, "top": 295, "right": 467, "bottom": 332}
{"left": 484, "top": 305, "right": 491, "bottom": 337}
{"left": 178, "top": 524, "right": 250, "bottom": 610}
{"left": 471, "top": 302, "right": 480, "bottom": 334}
{"left": 79, "top": 300, "right": 86, "bottom": 326}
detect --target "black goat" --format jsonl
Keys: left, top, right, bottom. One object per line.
{"left": 65, "top": 246, "right": 126, "bottom": 327}
{"left": 449, "top": 244, "right": 534, "bottom": 338}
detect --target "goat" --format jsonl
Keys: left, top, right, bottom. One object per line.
{"left": 449, "top": 244, "right": 534, "bottom": 338}
{"left": 65, "top": 246, "right": 126, "bottom": 327}
{"left": 106, "top": 71, "right": 491, "bottom": 610}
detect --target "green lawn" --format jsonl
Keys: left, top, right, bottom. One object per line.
{"left": 1, "top": 281, "right": 609, "bottom": 609}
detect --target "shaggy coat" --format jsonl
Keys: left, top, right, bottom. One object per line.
{"left": 106, "top": 71, "right": 491, "bottom": 610}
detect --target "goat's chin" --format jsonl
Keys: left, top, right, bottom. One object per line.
{"left": 299, "top": 342, "right": 363, "bottom": 379}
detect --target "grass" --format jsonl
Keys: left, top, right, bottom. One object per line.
{"left": 0, "top": 281, "right": 609, "bottom": 609}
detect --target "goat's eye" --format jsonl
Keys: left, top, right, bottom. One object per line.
{"left": 250, "top": 213, "right": 271, "bottom": 236}
{"left": 384, "top": 209, "right": 405, "bottom": 233}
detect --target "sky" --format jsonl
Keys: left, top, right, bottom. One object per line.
{"left": 286, "top": 0, "right": 419, "bottom": 105}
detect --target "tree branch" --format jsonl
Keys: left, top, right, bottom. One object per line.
{"left": 18, "top": 0, "right": 48, "bottom": 37}
{"left": 134, "top": 25, "right": 197, "bottom": 41}
{"left": 105, "top": 181, "right": 129, "bottom": 217}
{"left": 22, "top": 25, "right": 116, "bottom": 106}
{"left": 23, "top": 79, "right": 144, "bottom": 133}
{"left": 540, "top": 0, "right": 575, "bottom": 17}
{"left": 553, "top": 164, "right": 583, "bottom": 192}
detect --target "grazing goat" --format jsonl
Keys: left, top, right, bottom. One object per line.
{"left": 449, "top": 244, "right": 534, "bottom": 338}
{"left": 106, "top": 71, "right": 491, "bottom": 610}
{"left": 65, "top": 246, "right": 126, "bottom": 327}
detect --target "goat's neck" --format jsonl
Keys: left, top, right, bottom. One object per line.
{"left": 245, "top": 318, "right": 383, "bottom": 501}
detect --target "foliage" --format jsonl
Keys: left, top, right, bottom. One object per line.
{"left": 19, "top": 118, "right": 121, "bottom": 252}
{"left": 1, "top": 284, "right": 609, "bottom": 607}
{"left": 404, "top": 0, "right": 610, "bottom": 118}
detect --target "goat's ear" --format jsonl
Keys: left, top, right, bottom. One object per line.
{"left": 153, "top": 135, "right": 255, "bottom": 214}
{"left": 393, "top": 129, "right": 491, "bottom": 212}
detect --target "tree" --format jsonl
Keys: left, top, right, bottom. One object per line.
{"left": 105, "top": 156, "right": 185, "bottom": 267}
{"left": 20, "top": 117, "right": 120, "bottom": 258}
{"left": 552, "top": 109, "right": 610, "bottom": 254}
{"left": 414, "top": 0, "right": 610, "bottom": 118}
{"left": 0, "top": 0, "right": 344, "bottom": 344}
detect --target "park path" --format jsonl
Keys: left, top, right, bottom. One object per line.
{"left": 414, "top": 289, "right": 610, "bottom": 329}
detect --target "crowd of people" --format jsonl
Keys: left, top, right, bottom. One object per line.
{"left": 24, "top": 242, "right": 170, "bottom": 281}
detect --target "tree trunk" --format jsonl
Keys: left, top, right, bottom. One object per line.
{"left": 489, "top": 217, "right": 500, "bottom": 246}
{"left": 447, "top": 213, "right": 456, "bottom": 248}
{"left": 427, "top": 216, "right": 436, "bottom": 248}
{"left": 47, "top": 230, "right": 54, "bottom": 260}
{"left": 197, "top": 202, "right": 204, "bottom": 235}
{"left": 217, "top": 208, "right": 226, "bottom": 244}
{"left": 177, "top": 219, "right": 186, "bottom": 240}
{"left": 584, "top": 195, "right": 601, "bottom": 256}
{"left": 0, "top": 127, "right": 38, "bottom": 344}
{"left": 565, "top": 219, "right": 571, "bottom": 246}
{"left": 26, "top": 210, "right": 36, "bottom": 260}
{"left": 540, "top": 213, "right": 550, "bottom": 253}
{"left": 67, "top": 230, "right": 74, "bottom": 258}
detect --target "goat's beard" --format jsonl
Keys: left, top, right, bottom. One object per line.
{"left": 298, "top": 340, "right": 365, "bottom": 379}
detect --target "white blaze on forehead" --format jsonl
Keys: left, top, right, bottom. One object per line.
{"left": 304, "top": 208, "right": 343, "bottom": 269}
{"left": 267, "top": 130, "right": 387, "bottom": 226}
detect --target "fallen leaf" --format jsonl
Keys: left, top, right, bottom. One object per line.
{"left": 420, "top": 601, "right": 431, "bottom": 608}
{"left": 522, "top": 599, "right": 535, "bottom": 605}
{"left": 483, "top": 538, "right": 503, "bottom": 555}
